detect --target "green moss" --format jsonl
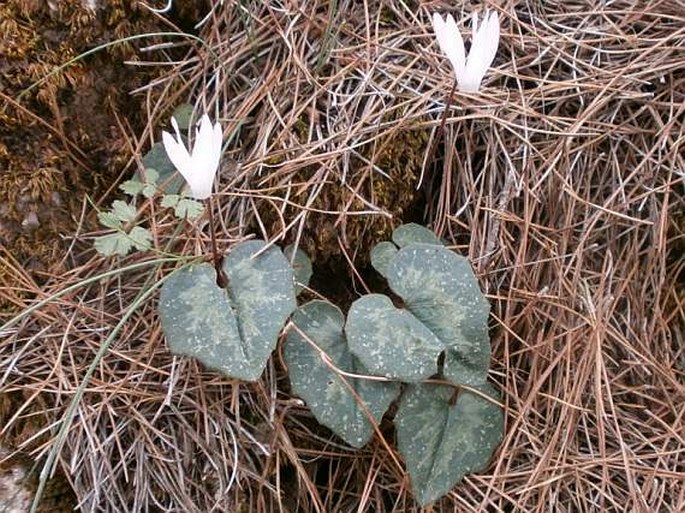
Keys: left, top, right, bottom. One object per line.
{"left": 0, "top": 0, "right": 170, "bottom": 275}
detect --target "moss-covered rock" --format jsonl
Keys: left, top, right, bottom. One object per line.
{"left": 265, "top": 124, "right": 428, "bottom": 267}
{"left": 0, "top": 0, "right": 169, "bottom": 276}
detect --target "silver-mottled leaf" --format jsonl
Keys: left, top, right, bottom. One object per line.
{"left": 159, "top": 240, "right": 296, "bottom": 381}
{"left": 285, "top": 301, "right": 400, "bottom": 447}
{"left": 392, "top": 223, "right": 442, "bottom": 248}
{"left": 160, "top": 263, "right": 242, "bottom": 374}
{"left": 386, "top": 244, "right": 491, "bottom": 386}
{"left": 369, "top": 241, "right": 398, "bottom": 278}
{"left": 284, "top": 244, "right": 312, "bottom": 295}
{"left": 346, "top": 294, "right": 444, "bottom": 382}
{"left": 223, "top": 240, "right": 298, "bottom": 378}
{"left": 395, "top": 383, "right": 504, "bottom": 506}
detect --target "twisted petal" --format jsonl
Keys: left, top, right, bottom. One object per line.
{"left": 162, "top": 114, "right": 223, "bottom": 200}
{"left": 432, "top": 13, "right": 465, "bottom": 81}
{"left": 162, "top": 117, "right": 192, "bottom": 178}
{"left": 462, "top": 10, "right": 500, "bottom": 92}
{"left": 198, "top": 114, "right": 223, "bottom": 187}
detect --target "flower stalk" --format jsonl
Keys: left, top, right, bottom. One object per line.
{"left": 207, "top": 196, "right": 228, "bottom": 288}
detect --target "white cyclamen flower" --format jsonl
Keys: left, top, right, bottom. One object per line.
{"left": 432, "top": 10, "right": 500, "bottom": 93}
{"left": 162, "top": 114, "right": 223, "bottom": 200}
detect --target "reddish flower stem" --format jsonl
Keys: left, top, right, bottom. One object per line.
{"left": 207, "top": 196, "right": 228, "bottom": 288}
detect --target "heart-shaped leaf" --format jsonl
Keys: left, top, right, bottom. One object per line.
{"left": 346, "top": 294, "right": 444, "bottom": 382}
{"left": 285, "top": 301, "right": 400, "bottom": 447}
{"left": 372, "top": 224, "right": 443, "bottom": 278}
{"left": 395, "top": 382, "right": 504, "bottom": 506}
{"left": 385, "top": 244, "right": 491, "bottom": 386}
{"left": 159, "top": 240, "right": 296, "bottom": 380}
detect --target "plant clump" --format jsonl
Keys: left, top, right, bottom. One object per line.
{"left": 0, "top": 1, "right": 682, "bottom": 512}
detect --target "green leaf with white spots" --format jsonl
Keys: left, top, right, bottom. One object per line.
{"left": 395, "top": 383, "right": 504, "bottom": 506}
{"left": 386, "top": 244, "right": 491, "bottom": 386}
{"left": 369, "top": 241, "right": 397, "bottom": 278}
{"left": 349, "top": 229, "right": 491, "bottom": 386}
{"left": 284, "top": 244, "right": 312, "bottom": 295}
{"left": 392, "top": 223, "right": 442, "bottom": 248}
{"left": 284, "top": 301, "right": 400, "bottom": 447}
{"left": 159, "top": 240, "right": 297, "bottom": 381}
{"left": 346, "top": 294, "right": 445, "bottom": 382}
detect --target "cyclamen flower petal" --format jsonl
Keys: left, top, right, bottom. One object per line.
{"left": 162, "top": 113, "right": 223, "bottom": 200}
{"left": 432, "top": 13, "right": 465, "bottom": 80}
{"left": 432, "top": 10, "right": 500, "bottom": 93}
